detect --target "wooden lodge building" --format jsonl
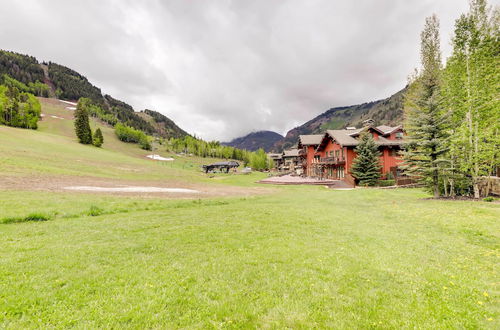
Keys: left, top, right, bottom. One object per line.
{"left": 297, "top": 124, "right": 405, "bottom": 185}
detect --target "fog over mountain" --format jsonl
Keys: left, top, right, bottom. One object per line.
{"left": 0, "top": 0, "right": 478, "bottom": 140}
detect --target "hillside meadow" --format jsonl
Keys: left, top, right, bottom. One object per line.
{"left": 0, "top": 98, "right": 499, "bottom": 328}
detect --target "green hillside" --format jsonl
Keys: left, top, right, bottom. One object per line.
{"left": 0, "top": 49, "right": 188, "bottom": 139}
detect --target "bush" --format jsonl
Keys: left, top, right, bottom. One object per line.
{"left": 377, "top": 179, "right": 396, "bottom": 187}
{"left": 483, "top": 197, "right": 494, "bottom": 202}
{"left": 115, "top": 123, "right": 152, "bottom": 150}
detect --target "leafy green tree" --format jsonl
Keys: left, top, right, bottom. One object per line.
{"left": 403, "top": 15, "right": 450, "bottom": 197}
{"left": 0, "top": 78, "right": 41, "bottom": 129}
{"left": 351, "top": 131, "right": 381, "bottom": 186}
{"left": 93, "top": 128, "right": 104, "bottom": 147}
{"left": 441, "top": 0, "right": 499, "bottom": 198}
{"left": 249, "top": 148, "right": 268, "bottom": 171}
{"left": 74, "top": 98, "right": 93, "bottom": 144}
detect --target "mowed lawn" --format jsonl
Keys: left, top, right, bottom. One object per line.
{"left": 0, "top": 186, "right": 498, "bottom": 328}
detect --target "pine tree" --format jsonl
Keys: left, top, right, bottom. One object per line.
{"left": 403, "top": 15, "right": 450, "bottom": 197}
{"left": 74, "top": 98, "right": 92, "bottom": 144}
{"left": 93, "top": 128, "right": 103, "bottom": 147}
{"left": 351, "top": 131, "right": 381, "bottom": 186}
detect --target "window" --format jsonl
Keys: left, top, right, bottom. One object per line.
{"left": 395, "top": 132, "right": 403, "bottom": 139}
{"left": 338, "top": 166, "right": 345, "bottom": 178}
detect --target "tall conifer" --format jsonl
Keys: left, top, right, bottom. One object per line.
{"left": 351, "top": 131, "right": 381, "bottom": 186}
{"left": 403, "top": 15, "right": 450, "bottom": 197}
{"left": 74, "top": 98, "right": 92, "bottom": 144}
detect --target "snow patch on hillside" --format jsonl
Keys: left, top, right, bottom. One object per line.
{"left": 146, "top": 154, "right": 174, "bottom": 161}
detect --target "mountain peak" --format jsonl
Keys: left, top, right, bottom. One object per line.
{"left": 222, "top": 130, "right": 283, "bottom": 152}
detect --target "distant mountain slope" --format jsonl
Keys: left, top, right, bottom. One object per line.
{"left": 277, "top": 88, "right": 406, "bottom": 150}
{"left": 223, "top": 131, "right": 284, "bottom": 152}
{"left": 0, "top": 50, "right": 44, "bottom": 84}
{"left": 139, "top": 109, "right": 188, "bottom": 139}
{"left": 0, "top": 49, "right": 189, "bottom": 139}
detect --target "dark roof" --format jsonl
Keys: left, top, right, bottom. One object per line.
{"left": 209, "top": 161, "right": 240, "bottom": 167}
{"left": 298, "top": 134, "right": 324, "bottom": 146}
{"left": 267, "top": 153, "right": 283, "bottom": 160}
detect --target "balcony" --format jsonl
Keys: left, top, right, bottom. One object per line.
{"left": 318, "top": 157, "right": 345, "bottom": 165}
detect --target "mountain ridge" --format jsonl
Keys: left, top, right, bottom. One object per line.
{"left": 0, "top": 49, "right": 188, "bottom": 139}
{"left": 222, "top": 130, "right": 284, "bottom": 152}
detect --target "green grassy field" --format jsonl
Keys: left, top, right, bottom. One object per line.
{"left": 0, "top": 99, "right": 499, "bottom": 328}
{"left": 0, "top": 187, "right": 498, "bottom": 328}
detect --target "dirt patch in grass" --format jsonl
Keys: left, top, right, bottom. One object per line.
{"left": 0, "top": 174, "right": 274, "bottom": 198}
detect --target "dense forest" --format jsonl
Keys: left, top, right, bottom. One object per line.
{"left": 48, "top": 62, "right": 104, "bottom": 103}
{"left": 103, "top": 95, "right": 157, "bottom": 134}
{"left": 0, "top": 50, "right": 44, "bottom": 85}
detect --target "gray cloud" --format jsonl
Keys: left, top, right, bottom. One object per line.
{"left": 1, "top": 0, "right": 486, "bottom": 140}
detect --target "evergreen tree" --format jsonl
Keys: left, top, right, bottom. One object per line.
{"left": 351, "top": 131, "right": 381, "bottom": 186}
{"left": 403, "top": 15, "right": 450, "bottom": 197}
{"left": 93, "top": 128, "right": 103, "bottom": 147}
{"left": 74, "top": 98, "right": 92, "bottom": 144}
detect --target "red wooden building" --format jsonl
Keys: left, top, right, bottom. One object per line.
{"left": 298, "top": 125, "right": 405, "bottom": 185}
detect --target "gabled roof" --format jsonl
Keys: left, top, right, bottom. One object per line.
{"left": 316, "top": 126, "right": 404, "bottom": 150}
{"left": 327, "top": 129, "right": 361, "bottom": 147}
{"left": 376, "top": 125, "right": 402, "bottom": 135}
{"left": 298, "top": 134, "right": 324, "bottom": 146}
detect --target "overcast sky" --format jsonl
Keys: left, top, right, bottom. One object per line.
{"left": 1, "top": 0, "right": 493, "bottom": 141}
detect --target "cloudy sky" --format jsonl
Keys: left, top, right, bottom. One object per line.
{"left": 1, "top": 0, "right": 490, "bottom": 141}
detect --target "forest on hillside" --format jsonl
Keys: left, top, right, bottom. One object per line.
{"left": 0, "top": 50, "right": 189, "bottom": 140}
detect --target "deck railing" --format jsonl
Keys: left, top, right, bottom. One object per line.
{"left": 318, "top": 157, "right": 345, "bottom": 164}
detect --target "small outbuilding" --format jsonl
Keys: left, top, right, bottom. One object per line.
{"left": 202, "top": 161, "right": 240, "bottom": 173}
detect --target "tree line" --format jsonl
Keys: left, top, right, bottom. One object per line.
{"left": 163, "top": 135, "right": 272, "bottom": 170}
{"left": 404, "top": 0, "right": 499, "bottom": 198}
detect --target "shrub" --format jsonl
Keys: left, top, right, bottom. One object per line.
{"left": 115, "top": 123, "right": 152, "bottom": 150}
{"left": 93, "top": 128, "right": 104, "bottom": 147}
{"left": 377, "top": 179, "right": 396, "bottom": 187}
{"left": 483, "top": 197, "right": 494, "bottom": 202}
{"left": 88, "top": 205, "right": 104, "bottom": 216}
